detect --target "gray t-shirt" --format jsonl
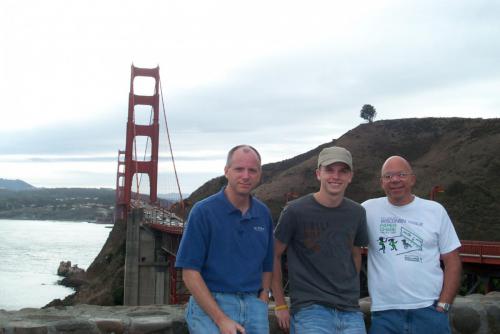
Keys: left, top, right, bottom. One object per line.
{"left": 274, "top": 194, "right": 368, "bottom": 313}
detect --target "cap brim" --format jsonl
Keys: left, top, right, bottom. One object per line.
{"left": 319, "top": 159, "right": 352, "bottom": 170}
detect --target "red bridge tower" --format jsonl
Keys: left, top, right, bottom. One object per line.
{"left": 116, "top": 65, "right": 160, "bottom": 219}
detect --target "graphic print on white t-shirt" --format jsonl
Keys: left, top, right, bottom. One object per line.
{"left": 378, "top": 216, "right": 423, "bottom": 263}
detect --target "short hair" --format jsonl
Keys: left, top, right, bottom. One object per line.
{"left": 225, "top": 145, "right": 262, "bottom": 168}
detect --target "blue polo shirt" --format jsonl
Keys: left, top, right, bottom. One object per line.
{"left": 175, "top": 187, "right": 274, "bottom": 293}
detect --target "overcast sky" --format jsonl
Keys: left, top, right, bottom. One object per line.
{"left": 1, "top": 0, "right": 499, "bottom": 194}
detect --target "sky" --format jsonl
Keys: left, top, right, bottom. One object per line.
{"left": 1, "top": 0, "right": 499, "bottom": 195}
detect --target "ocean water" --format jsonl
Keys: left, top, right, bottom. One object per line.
{"left": 0, "top": 219, "right": 112, "bottom": 311}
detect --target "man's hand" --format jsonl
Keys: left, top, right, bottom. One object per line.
{"left": 435, "top": 305, "right": 445, "bottom": 313}
{"left": 183, "top": 270, "right": 245, "bottom": 333}
{"left": 216, "top": 315, "right": 246, "bottom": 334}
{"left": 258, "top": 289, "right": 270, "bottom": 304}
{"left": 275, "top": 308, "right": 290, "bottom": 332}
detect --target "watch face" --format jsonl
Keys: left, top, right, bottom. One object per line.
{"left": 438, "top": 302, "right": 450, "bottom": 311}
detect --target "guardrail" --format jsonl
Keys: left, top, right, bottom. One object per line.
{"left": 459, "top": 240, "right": 500, "bottom": 265}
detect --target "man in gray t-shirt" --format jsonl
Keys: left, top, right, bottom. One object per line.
{"left": 272, "top": 146, "right": 368, "bottom": 334}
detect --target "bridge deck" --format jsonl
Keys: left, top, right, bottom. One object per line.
{"left": 146, "top": 218, "right": 500, "bottom": 266}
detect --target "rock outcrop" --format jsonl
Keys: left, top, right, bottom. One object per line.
{"left": 55, "top": 261, "right": 87, "bottom": 289}
{"left": 57, "top": 261, "right": 85, "bottom": 277}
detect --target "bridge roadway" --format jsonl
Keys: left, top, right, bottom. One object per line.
{"left": 140, "top": 205, "right": 500, "bottom": 298}
{"left": 137, "top": 204, "right": 184, "bottom": 235}
{"left": 142, "top": 204, "right": 500, "bottom": 266}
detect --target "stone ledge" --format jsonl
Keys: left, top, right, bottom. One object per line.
{"left": 1, "top": 292, "right": 499, "bottom": 334}
{"left": 0, "top": 304, "right": 187, "bottom": 334}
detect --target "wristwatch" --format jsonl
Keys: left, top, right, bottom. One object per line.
{"left": 435, "top": 301, "right": 451, "bottom": 312}
{"left": 258, "top": 288, "right": 272, "bottom": 298}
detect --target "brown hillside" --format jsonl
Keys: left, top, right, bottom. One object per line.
{"left": 53, "top": 117, "right": 499, "bottom": 307}
{"left": 190, "top": 117, "right": 500, "bottom": 241}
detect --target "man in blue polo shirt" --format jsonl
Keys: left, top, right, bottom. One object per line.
{"left": 175, "top": 145, "right": 274, "bottom": 334}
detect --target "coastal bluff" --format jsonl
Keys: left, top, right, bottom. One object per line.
{"left": 2, "top": 293, "right": 500, "bottom": 333}
{"left": 57, "top": 117, "right": 500, "bottom": 307}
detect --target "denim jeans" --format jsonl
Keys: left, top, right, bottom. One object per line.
{"left": 369, "top": 306, "right": 451, "bottom": 334}
{"left": 291, "top": 304, "right": 366, "bottom": 334}
{"left": 185, "top": 292, "right": 269, "bottom": 334}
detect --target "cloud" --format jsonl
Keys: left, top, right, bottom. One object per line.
{"left": 1, "top": 0, "right": 499, "bottom": 192}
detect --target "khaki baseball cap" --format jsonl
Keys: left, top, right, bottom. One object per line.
{"left": 317, "top": 146, "right": 353, "bottom": 170}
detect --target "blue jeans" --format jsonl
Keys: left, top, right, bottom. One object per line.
{"left": 185, "top": 292, "right": 269, "bottom": 334}
{"left": 291, "top": 304, "right": 366, "bottom": 334}
{"left": 369, "top": 306, "right": 451, "bottom": 334}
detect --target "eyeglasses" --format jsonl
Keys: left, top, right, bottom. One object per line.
{"left": 381, "top": 172, "right": 414, "bottom": 182}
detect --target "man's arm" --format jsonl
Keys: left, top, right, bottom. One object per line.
{"left": 182, "top": 269, "right": 245, "bottom": 334}
{"left": 259, "top": 272, "right": 272, "bottom": 303}
{"left": 271, "top": 238, "right": 290, "bottom": 332}
{"left": 352, "top": 246, "right": 363, "bottom": 273}
{"left": 437, "top": 248, "right": 462, "bottom": 311}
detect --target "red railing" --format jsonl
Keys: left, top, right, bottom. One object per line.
{"left": 459, "top": 240, "right": 500, "bottom": 265}
{"left": 360, "top": 240, "right": 500, "bottom": 266}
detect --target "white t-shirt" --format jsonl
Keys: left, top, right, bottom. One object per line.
{"left": 362, "top": 196, "right": 461, "bottom": 311}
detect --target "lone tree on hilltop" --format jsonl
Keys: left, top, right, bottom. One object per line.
{"left": 360, "top": 104, "right": 377, "bottom": 123}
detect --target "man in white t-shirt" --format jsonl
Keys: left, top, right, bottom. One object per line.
{"left": 362, "top": 156, "right": 462, "bottom": 334}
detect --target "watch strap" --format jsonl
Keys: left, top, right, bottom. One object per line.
{"left": 436, "top": 301, "right": 451, "bottom": 312}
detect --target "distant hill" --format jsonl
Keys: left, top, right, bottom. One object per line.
{"left": 158, "top": 192, "right": 190, "bottom": 202}
{"left": 0, "top": 178, "right": 36, "bottom": 191}
{"left": 0, "top": 188, "right": 115, "bottom": 222}
{"left": 189, "top": 117, "right": 500, "bottom": 241}
{"left": 0, "top": 185, "right": 188, "bottom": 222}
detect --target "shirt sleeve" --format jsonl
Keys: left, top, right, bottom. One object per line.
{"left": 274, "top": 204, "right": 296, "bottom": 245}
{"left": 174, "top": 203, "right": 209, "bottom": 270}
{"left": 438, "top": 205, "right": 461, "bottom": 254}
{"left": 354, "top": 205, "right": 369, "bottom": 247}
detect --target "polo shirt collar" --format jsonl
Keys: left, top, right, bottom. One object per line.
{"left": 216, "top": 186, "right": 260, "bottom": 218}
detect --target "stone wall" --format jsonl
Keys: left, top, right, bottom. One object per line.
{"left": 0, "top": 304, "right": 187, "bottom": 334}
{"left": 449, "top": 292, "right": 500, "bottom": 334}
{"left": 1, "top": 293, "right": 499, "bottom": 333}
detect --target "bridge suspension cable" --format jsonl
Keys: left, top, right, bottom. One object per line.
{"left": 159, "top": 78, "right": 184, "bottom": 209}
